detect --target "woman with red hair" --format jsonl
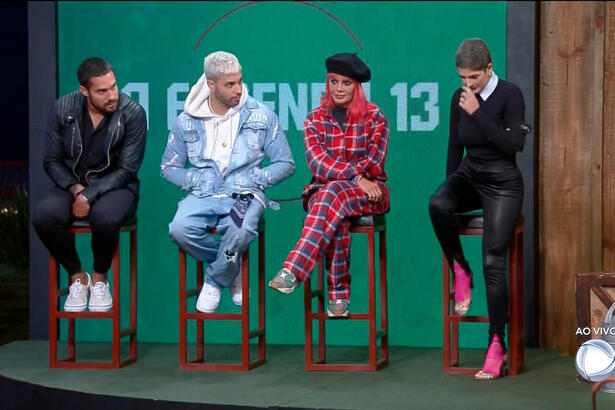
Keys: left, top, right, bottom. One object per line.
{"left": 269, "top": 52, "right": 390, "bottom": 318}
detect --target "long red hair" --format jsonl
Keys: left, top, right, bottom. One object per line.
{"left": 320, "top": 73, "right": 370, "bottom": 123}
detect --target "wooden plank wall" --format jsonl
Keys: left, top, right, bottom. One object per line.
{"left": 604, "top": 3, "right": 615, "bottom": 271}
{"left": 539, "top": 2, "right": 609, "bottom": 354}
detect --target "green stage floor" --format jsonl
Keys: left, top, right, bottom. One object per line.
{"left": 0, "top": 341, "right": 612, "bottom": 409}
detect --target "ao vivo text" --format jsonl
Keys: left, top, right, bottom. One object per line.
{"left": 576, "top": 327, "right": 615, "bottom": 336}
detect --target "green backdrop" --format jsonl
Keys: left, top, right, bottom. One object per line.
{"left": 57, "top": 1, "right": 507, "bottom": 347}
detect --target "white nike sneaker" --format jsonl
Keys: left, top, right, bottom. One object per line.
{"left": 196, "top": 283, "right": 221, "bottom": 313}
{"left": 230, "top": 273, "right": 243, "bottom": 306}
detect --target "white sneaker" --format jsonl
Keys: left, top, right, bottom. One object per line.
{"left": 230, "top": 273, "right": 243, "bottom": 306}
{"left": 89, "top": 281, "right": 113, "bottom": 312}
{"left": 64, "top": 273, "right": 91, "bottom": 312}
{"left": 196, "top": 283, "right": 221, "bottom": 313}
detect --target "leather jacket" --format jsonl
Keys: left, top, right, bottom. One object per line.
{"left": 43, "top": 91, "right": 147, "bottom": 203}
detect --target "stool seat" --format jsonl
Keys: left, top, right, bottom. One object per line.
{"left": 453, "top": 212, "right": 524, "bottom": 230}
{"left": 69, "top": 216, "right": 137, "bottom": 228}
{"left": 350, "top": 214, "right": 386, "bottom": 227}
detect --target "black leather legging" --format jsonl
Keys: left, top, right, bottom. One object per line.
{"left": 429, "top": 157, "right": 523, "bottom": 349}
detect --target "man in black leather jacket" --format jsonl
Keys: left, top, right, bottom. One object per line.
{"left": 32, "top": 57, "right": 147, "bottom": 312}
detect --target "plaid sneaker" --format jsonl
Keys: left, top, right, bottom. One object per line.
{"left": 327, "top": 299, "right": 349, "bottom": 318}
{"left": 268, "top": 268, "right": 299, "bottom": 294}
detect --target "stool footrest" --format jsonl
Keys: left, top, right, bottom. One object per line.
{"left": 376, "top": 330, "right": 387, "bottom": 338}
{"left": 119, "top": 327, "right": 136, "bottom": 338}
{"left": 248, "top": 329, "right": 265, "bottom": 339}
{"left": 184, "top": 312, "right": 242, "bottom": 320}
{"left": 186, "top": 289, "right": 200, "bottom": 298}
{"left": 448, "top": 316, "right": 489, "bottom": 323}
{"left": 309, "top": 313, "right": 370, "bottom": 320}
{"left": 54, "top": 311, "right": 114, "bottom": 319}
{"left": 310, "top": 289, "right": 324, "bottom": 298}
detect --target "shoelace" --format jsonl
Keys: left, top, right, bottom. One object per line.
{"left": 91, "top": 283, "right": 108, "bottom": 298}
{"left": 280, "top": 270, "right": 296, "bottom": 283}
{"left": 68, "top": 280, "right": 85, "bottom": 298}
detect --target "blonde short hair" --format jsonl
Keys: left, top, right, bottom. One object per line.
{"left": 204, "top": 51, "right": 242, "bottom": 80}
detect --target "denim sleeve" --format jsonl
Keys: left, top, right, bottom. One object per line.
{"left": 251, "top": 111, "right": 295, "bottom": 189}
{"left": 160, "top": 116, "right": 190, "bottom": 189}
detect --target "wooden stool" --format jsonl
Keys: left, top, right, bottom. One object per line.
{"left": 304, "top": 214, "right": 388, "bottom": 371}
{"left": 442, "top": 212, "right": 524, "bottom": 375}
{"left": 178, "top": 218, "right": 265, "bottom": 371}
{"left": 49, "top": 218, "right": 137, "bottom": 369}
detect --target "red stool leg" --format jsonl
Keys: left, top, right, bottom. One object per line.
{"left": 241, "top": 250, "right": 250, "bottom": 369}
{"left": 508, "top": 227, "right": 524, "bottom": 375}
{"left": 367, "top": 228, "right": 377, "bottom": 370}
{"left": 317, "top": 256, "right": 326, "bottom": 363}
{"left": 257, "top": 229, "right": 266, "bottom": 363}
{"left": 517, "top": 230, "right": 524, "bottom": 371}
{"left": 196, "top": 261, "right": 204, "bottom": 362}
{"left": 112, "top": 242, "right": 121, "bottom": 367}
{"left": 129, "top": 228, "right": 137, "bottom": 361}
{"left": 49, "top": 256, "right": 58, "bottom": 366}
{"left": 379, "top": 229, "right": 389, "bottom": 365}
{"left": 443, "top": 254, "right": 451, "bottom": 372}
{"left": 304, "top": 274, "right": 313, "bottom": 368}
{"left": 178, "top": 250, "right": 188, "bottom": 367}
{"left": 67, "top": 319, "right": 75, "bottom": 361}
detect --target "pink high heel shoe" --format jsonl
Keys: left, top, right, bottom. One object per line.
{"left": 453, "top": 261, "right": 472, "bottom": 316}
{"left": 474, "top": 335, "right": 506, "bottom": 380}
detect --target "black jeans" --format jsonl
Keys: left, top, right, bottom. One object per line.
{"left": 32, "top": 187, "right": 137, "bottom": 276}
{"left": 429, "top": 157, "right": 523, "bottom": 349}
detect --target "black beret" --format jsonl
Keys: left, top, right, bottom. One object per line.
{"left": 325, "top": 52, "right": 371, "bottom": 82}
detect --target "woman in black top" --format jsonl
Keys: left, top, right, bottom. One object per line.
{"left": 429, "top": 38, "right": 530, "bottom": 380}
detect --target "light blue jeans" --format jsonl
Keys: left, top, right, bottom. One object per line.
{"left": 168, "top": 194, "right": 264, "bottom": 289}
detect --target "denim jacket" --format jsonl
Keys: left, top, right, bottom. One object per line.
{"left": 161, "top": 97, "right": 295, "bottom": 206}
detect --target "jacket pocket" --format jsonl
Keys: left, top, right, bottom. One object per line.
{"left": 241, "top": 122, "right": 266, "bottom": 153}
{"left": 180, "top": 129, "right": 202, "bottom": 161}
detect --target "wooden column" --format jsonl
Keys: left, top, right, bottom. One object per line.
{"left": 539, "top": 1, "right": 605, "bottom": 353}
{"left": 604, "top": 3, "right": 615, "bottom": 271}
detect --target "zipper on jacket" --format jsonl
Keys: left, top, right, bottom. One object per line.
{"left": 85, "top": 117, "right": 120, "bottom": 185}
{"left": 71, "top": 119, "right": 84, "bottom": 180}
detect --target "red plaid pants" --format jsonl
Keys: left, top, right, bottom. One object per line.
{"left": 283, "top": 180, "right": 389, "bottom": 300}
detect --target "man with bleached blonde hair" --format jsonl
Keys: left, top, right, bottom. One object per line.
{"left": 161, "top": 51, "right": 294, "bottom": 312}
